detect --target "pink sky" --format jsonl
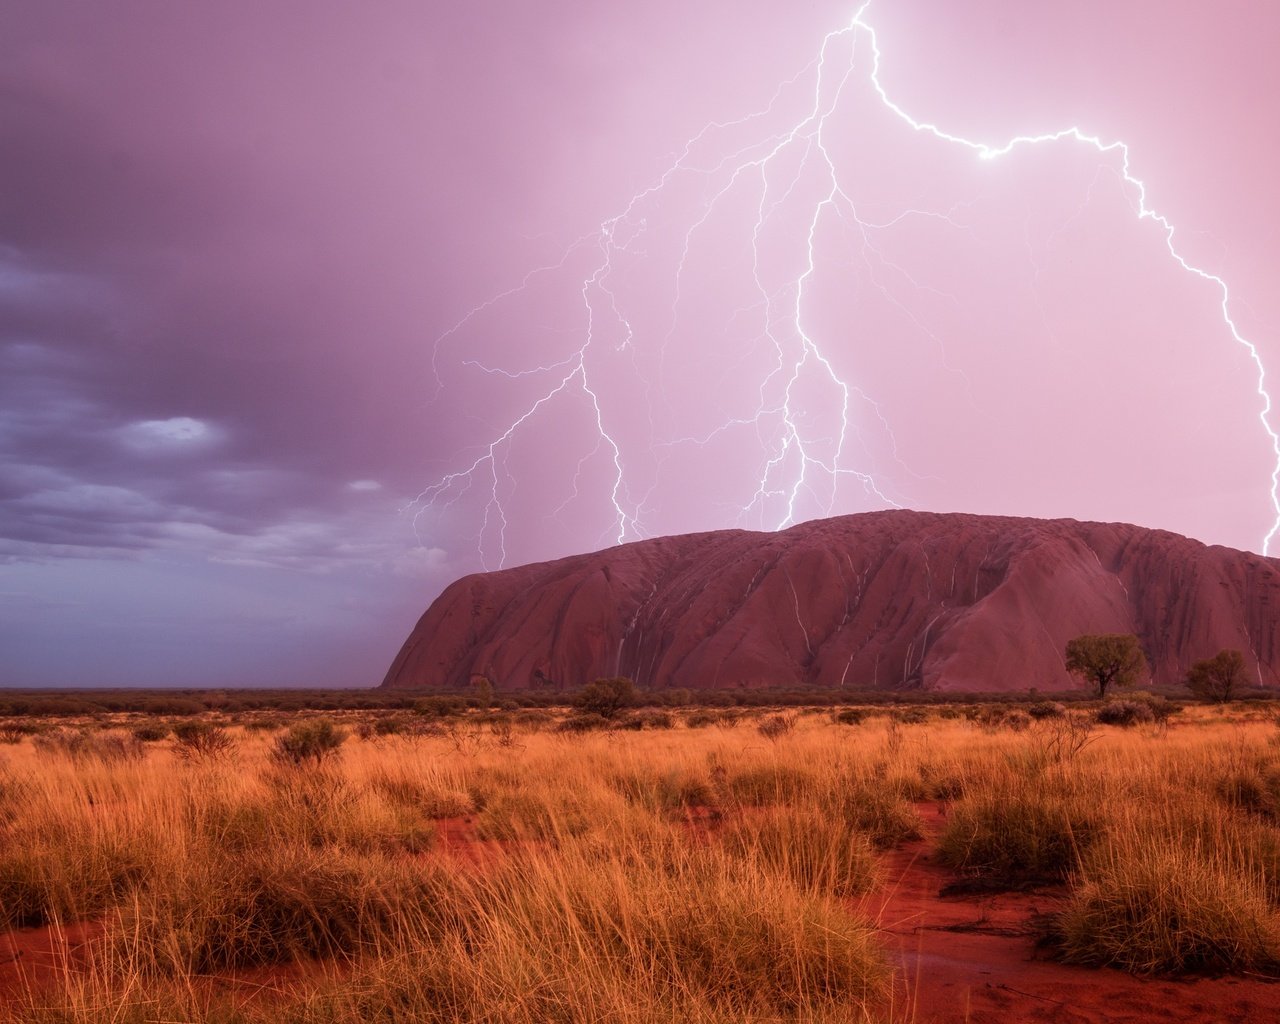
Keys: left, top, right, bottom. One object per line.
{"left": 2, "top": 1, "right": 1278, "bottom": 685}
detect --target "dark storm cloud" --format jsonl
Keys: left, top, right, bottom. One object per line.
{"left": 1, "top": 0, "right": 842, "bottom": 685}
{"left": 0, "top": 0, "right": 742, "bottom": 582}
{"left": 0, "top": 7, "right": 439, "bottom": 570}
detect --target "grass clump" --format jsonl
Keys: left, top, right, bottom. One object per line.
{"left": 721, "top": 805, "right": 879, "bottom": 897}
{"left": 937, "top": 779, "right": 1097, "bottom": 884}
{"left": 117, "top": 845, "right": 466, "bottom": 972}
{"left": 32, "top": 730, "right": 145, "bottom": 765}
{"left": 473, "top": 786, "right": 626, "bottom": 841}
{"left": 0, "top": 822, "right": 152, "bottom": 928}
{"left": 826, "top": 785, "right": 923, "bottom": 850}
{"left": 1051, "top": 834, "right": 1280, "bottom": 975}
{"left": 608, "top": 765, "right": 717, "bottom": 815}
{"left": 722, "top": 763, "right": 816, "bottom": 807}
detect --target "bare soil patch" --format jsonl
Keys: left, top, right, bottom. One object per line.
{"left": 865, "top": 803, "right": 1280, "bottom": 1023}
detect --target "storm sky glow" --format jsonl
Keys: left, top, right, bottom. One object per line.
{"left": 1, "top": 2, "right": 1277, "bottom": 686}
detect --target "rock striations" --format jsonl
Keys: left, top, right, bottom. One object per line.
{"left": 382, "top": 511, "right": 1280, "bottom": 693}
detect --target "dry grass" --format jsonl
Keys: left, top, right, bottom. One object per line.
{"left": 3, "top": 704, "right": 1280, "bottom": 1021}
{"left": 1051, "top": 830, "right": 1280, "bottom": 975}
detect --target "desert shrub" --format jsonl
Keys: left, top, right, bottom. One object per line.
{"left": 1003, "top": 710, "right": 1032, "bottom": 732}
{"left": 1027, "top": 700, "right": 1066, "bottom": 720}
{"left": 512, "top": 709, "right": 555, "bottom": 730}
{"left": 131, "top": 723, "right": 170, "bottom": 742}
{"left": 487, "top": 718, "right": 520, "bottom": 749}
{"left": 721, "top": 805, "right": 879, "bottom": 897}
{"left": 556, "top": 712, "right": 611, "bottom": 734}
{"left": 414, "top": 696, "right": 467, "bottom": 719}
{"left": 1051, "top": 835, "right": 1280, "bottom": 975}
{"left": 33, "top": 729, "right": 145, "bottom": 764}
{"left": 756, "top": 713, "right": 796, "bottom": 741}
{"left": 616, "top": 709, "right": 674, "bottom": 730}
{"left": 683, "top": 710, "right": 719, "bottom": 729}
{"left": 271, "top": 719, "right": 347, "bottom": 767}
{"left": 890, "top": 707, "right": 928, "bottom": 725}
{"left": 1124, "top": 691, "right": 1181, "bottom": 723}
{"left": 0, "top": 721, "right": 37, "bottom": 744}
{"left": 172, "top": 721, "right": 237, "bottom": 761}
{"left": 574, "top": 677, "right": 636, "bottom": 719}
{"left": 834, "top": 707, "right": 868, "bottom": 725}
{"left": 1096, "top": 700, "right": 1155, "bottom": 727}
{"left": 970, "top": 705, "right": 1008, "bottom": 731}
{"left": 373, "top": 715, "right": 409, "bottom": 736}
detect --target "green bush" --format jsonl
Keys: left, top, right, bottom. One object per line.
{"left": 1096, "top": 701, "right": 1154, "bottom": 727}
{"left": 574, "top": 677, "right": 636, "bottom": 719}
{"left": 272, "top": 720, "right": 348, "bottom": 767}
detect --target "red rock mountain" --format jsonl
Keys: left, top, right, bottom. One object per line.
{"left": 381, "top": 511, "right": 1280, "bottom": 693}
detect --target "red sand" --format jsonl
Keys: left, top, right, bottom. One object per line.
{"left": 866, "top": 804, "right": 1280, "bottom": 1023}
{"left": 0, "top": 920, "right": 101, "bottom": 998}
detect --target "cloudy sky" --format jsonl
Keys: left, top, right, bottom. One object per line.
{"left": 2, "top": 1, "right": 1277, "bottom": 687}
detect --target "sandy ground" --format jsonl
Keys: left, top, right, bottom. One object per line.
{"left": 867, "top": 803, "right": 1280, "bottom": 1023}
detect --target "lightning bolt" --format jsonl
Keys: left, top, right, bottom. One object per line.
{"left": 412, "top": 3, "right": 1280, "bottom": 567}
{"left": 852, "top": 6, "right": 1280, "bottom": 553}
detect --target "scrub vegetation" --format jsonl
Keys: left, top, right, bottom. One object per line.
{"left": 1, "top": 699, "right": 1280, "bottom": 1021}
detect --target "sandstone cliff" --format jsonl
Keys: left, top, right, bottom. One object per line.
{"left": 382, "top": 511, "right": 1280, "bottom": 693}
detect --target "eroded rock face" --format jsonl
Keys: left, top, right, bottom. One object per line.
{"left": 381, "top": 511, "right": 1280, "bottom": 693}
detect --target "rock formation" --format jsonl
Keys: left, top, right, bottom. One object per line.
{"left": 382, "top": 511, "right": 1280, "bottom": 693}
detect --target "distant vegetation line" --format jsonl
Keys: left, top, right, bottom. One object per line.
{"left": 0, "top": 684, "right": 1277, "bottom": 717}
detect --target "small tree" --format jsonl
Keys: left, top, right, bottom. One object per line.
{"left": 1185, "top": 648, "right": 1246, "bottom": 704}
{"left": 1064, "top": 634, "right": 1146, "bottom": 698}
{"left": 470, "top": 675, "right": 494, "bottom": 710}
{"left": 574, "top": 677, "right": 636, "bottom": 720}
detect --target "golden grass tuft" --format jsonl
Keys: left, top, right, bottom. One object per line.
{"left": 1052, "top": 831, "right": 1280, "bottom": 975}
{"left": 936, "top": 777, "right": 1099, "bottom": 883}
